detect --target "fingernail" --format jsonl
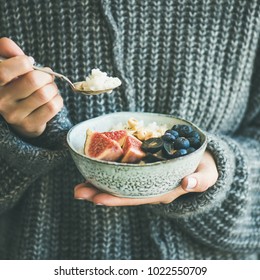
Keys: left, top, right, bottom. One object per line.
{"left": 74, "top": 185, "right": 84, "bottom": 191}
{"left": 74, "top": 197, "right": 85, "bottom": 200}
{"left": 186, "top": 177, "right": 197, "bottom": 190}
{"left": 95, "top": 203, "right": 103, "bottom": 206}
{"left": 28, "top": 56, "right": 35, "bottom": 65}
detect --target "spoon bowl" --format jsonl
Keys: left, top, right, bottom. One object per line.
{"left": 73, "top": 81, "right": 115, "bottom": 96}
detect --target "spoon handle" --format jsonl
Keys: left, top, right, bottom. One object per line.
{"left": 32, "top": 65, "right": 63, "bottom": 78}
{"left": 32, "top": 65, "right": 75, "bottom": 88}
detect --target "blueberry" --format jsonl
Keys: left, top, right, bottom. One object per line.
{"left": 165, "top": 129, "right": 179, "bottom": 138}
{"left": 177, "top": 125, "right": 194, "bottom": 137}
{"left": 162, "top": 133, "right": 177, "bottom": 142}
{"left": 174, "top": 137, "right": 190, "bottom": 149}
{"left": 188, "top": 130, "right": 201, "bottom": 140}
{"left": 187, "top": 147, "right": 196, "bottom": 154}
{"left": 188, "top": 137, "right": 201, "bottom": 149}
{"left": 171, "top": 124, "right": 182, "bottom": 131}
{"left": 141, "top": 137, "right": 164, "bottom": 153}
{"left": 172, "top": 149, "right": 188, "bottom": 158}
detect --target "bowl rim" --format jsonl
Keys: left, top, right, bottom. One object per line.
{"left": 66, "top": 111, "right": 208, "bottom": 167}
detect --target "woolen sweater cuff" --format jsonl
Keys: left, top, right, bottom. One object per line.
{"left": 0, "top": 108, "right": 72, "bottom": 177}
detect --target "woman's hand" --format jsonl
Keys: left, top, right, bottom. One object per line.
{"left": 74, "top": 150, "right": 218, "bottom": 206}
{"left": 0, "top": 37, "right": 63, "bottom": 138}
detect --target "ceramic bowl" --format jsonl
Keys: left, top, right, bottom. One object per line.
{"left": 67, "top": 112, "right": 207, "bottom": 198}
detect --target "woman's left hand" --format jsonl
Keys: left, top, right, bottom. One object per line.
{"left": 74, "top": 150, "right": 218, "bottom": 206}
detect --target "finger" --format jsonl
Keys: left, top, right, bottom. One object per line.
{"left": 74, "top": 183, "right": 101, "bottom": 200}
{"left": 74, "top": 182, "right": 99, "bottom": 192}
{"left": 0, "top": 83, "right": 59, "bottom": 123}
{"left": 0, "top": 68, "right": 54, "bottom": 101}
{"left": 181, "top": 153, "right": 218, "bottom": 193}
{"left": 11, "top": 94, "right": 63, "bottom": 137}
{"left": 92, "top": 192, "right": 147, "bottom": 206}
{"left": 0, "top": 37, "right": 24, "bottom": 57}
{"left": 74, "top": 183, "right": 158, "bottom": 205}
{"left": 26, "top": 94, "right": 63, "bottom": 125}
{"left": 182, "top": 173, "right": 217, "bottom": 193}
{"left": 17, "top": 83, "right": 59, "bottom": 118}
{"left": 90, "top": 185, "right": 187, "bottom": 206}
{"left": 0, "top": 55, "right": 34, "bottom": 86}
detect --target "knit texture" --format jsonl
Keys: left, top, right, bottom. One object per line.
{"left": 0, "top": 0, "right": 260, "bottom": 259}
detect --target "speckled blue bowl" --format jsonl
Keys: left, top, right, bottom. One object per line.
{"left": 67, "top": 112, "right": 207, "bottom": 198}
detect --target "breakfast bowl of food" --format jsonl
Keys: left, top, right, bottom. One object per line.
{"left": 67, "top": 112, "right": 207, "bottom": 198}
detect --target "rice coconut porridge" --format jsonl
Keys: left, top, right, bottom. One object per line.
{"left": 74, "top": 68, "right": 121, "bottom": 93}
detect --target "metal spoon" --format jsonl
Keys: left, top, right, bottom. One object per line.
{"left": 31, "top": 65, "right": 119, "bottom": 96}
{"left": 0, "top": 57, "right": 119, "bottom": 96}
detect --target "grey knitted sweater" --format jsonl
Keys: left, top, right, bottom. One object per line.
{"left": 0, "top": 0, "right": 260, "bottom": 260}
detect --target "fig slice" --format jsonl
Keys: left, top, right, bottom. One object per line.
{"left": 102, "top": 130, "right": 128, "bottom": 146}
{"left": 121, "top": 135, "right": 146, "bottom": 163}
{"left": 84, "top": 129, "right": 123, "bottom": 161}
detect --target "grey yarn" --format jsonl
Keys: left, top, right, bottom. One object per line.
{"left": 0, "top": 0, "right": 260, "bottom": 259}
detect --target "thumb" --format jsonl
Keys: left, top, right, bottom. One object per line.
{"left": 181, "top": 167, "right": 218, "bottom": 193}
{"left": 181, "top": 174, "right": 204, "bottom": 192}
{"left": 181, "top": 151, "right": 219, "bottom": 193}
{"left": 0, "top": 37, "right": 24, "bottom": 57}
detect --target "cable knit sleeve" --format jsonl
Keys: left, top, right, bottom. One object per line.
{"left": 150, "top": 64, "right": 260, "bottom": 255}
{"left": 0, "top": 107, "right": 72, "bottom": 214}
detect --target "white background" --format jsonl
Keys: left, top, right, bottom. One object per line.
{"left": 0, "top": 260, "right": 259, "bottom": 280}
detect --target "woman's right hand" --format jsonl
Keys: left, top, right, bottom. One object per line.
{"left": 0, "top": 37, "right": 63, "bottom": 138}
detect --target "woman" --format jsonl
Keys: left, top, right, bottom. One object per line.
{"left": 0, "top": 0, "right": 259, "bottom": 259}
